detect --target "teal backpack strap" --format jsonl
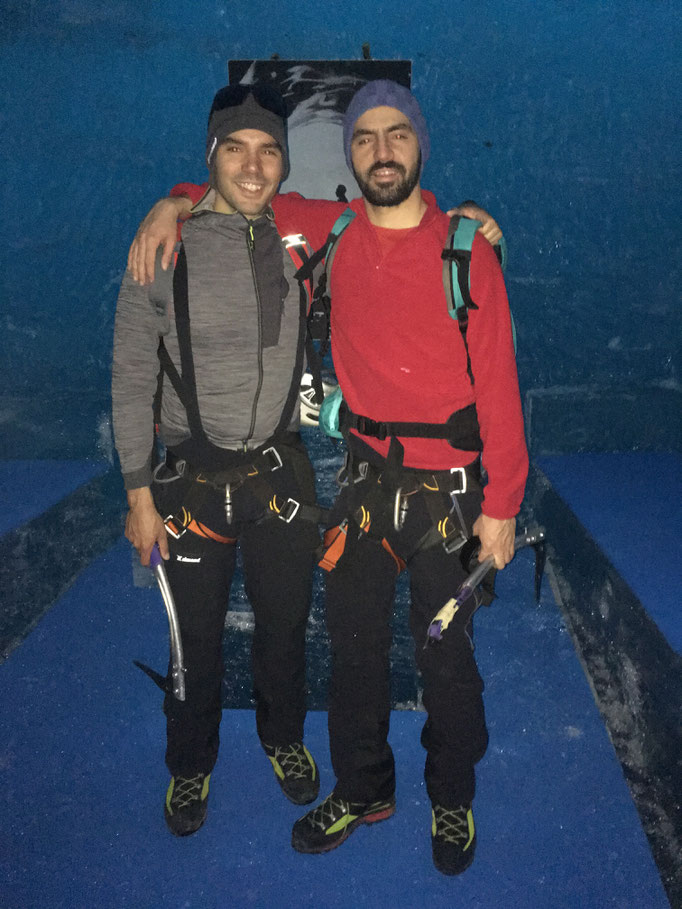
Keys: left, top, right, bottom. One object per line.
{"left": 324, "top": 207, "right": 355, "bottom": 277}
{"left": 442, "top": 216, "right": 480, "bottom": 384}
{"left": 442, "top": 216, "right": 515, "bottom": 385}
{"left": 319, "top": 385, "right": 344, "bottom": 439}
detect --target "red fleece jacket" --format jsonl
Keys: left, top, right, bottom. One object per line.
{"left": 171, "top": 184, "right": 528, "bottom": 518}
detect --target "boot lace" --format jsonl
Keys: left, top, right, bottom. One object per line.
{"left": 273, "top": 743, "right": 313, "bottom": 780}
{"left": 433, "top": 804, "right": 471, "bottom": 843}
{"left": 170, "top": 774, "right": 206, "bottom": 811}
{"left": 307, "top": 794, "right": 350, "bottom": 831}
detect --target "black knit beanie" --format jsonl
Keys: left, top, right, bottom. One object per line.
{"left": 206, "top": 87, "right": 290, "bottom": 181}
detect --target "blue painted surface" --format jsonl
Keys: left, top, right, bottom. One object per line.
{"left": 538, "top": 452, "right": 682, "bottom": 654}
{"left": 0, "top": 539, "right": 667, "bottom": 908}
{"left": 0, "top": 460, "right": 108, "bottom": 536}
{"left": 1, "top": 1, "right": 680, "bottom": 456}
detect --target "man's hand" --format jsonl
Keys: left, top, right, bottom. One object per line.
{"left": 127, "top": 196, "right": 192, "bottom": 286}
{"left": 472, "top": 514, "right": 516, "bottom": 570}
{"left": 125, "top": 486, "right": 169, "bottom": 565}
{"left": 446, "top": 201, "right": 503, "bottom": 246}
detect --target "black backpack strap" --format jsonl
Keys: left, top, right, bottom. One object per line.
{"left": 273, "top": 259, "right": 310, "bottom": 437}
{"left": 170, "top": 243, "right": 208, "bottom": 444}
{"left": 295, "top": 208, "right": 356, "bottom": 401}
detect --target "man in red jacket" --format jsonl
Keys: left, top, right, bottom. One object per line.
{"left": 287, "top": 80, "right": 528, "bottom": 876}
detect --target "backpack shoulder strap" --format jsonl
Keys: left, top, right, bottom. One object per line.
{"left": 148, "top": 246, "right": 179, "bottom": 319}
{"left": 323, "top": 207, "right": 356, "bottom": 278}
{"left": 280, "top": 232, "right": 316, "bottom": 307}
{"left": 297, "top": 208, "right": 356, "bottom": 402}
{"left": 441, "top": 215, "right": 480, "bottom": 321}
{"left": 293, "top": 206, "right": 356, "bottom": 288}
{"left": 441, "top": 216, "right": 514, "bottom": 385}
{"left": 442, "top": 215, "right": 480, "bottom": 384}
{"left": 148, "top": 245, "right": 180, "bottom": 424}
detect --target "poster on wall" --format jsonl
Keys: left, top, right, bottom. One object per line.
{"left": 228, "top": 60, "right": 411, "bottom": 201}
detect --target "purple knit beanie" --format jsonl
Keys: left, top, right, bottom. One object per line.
{"left": 343, "top": 79, "right": 430, "bottom": 172}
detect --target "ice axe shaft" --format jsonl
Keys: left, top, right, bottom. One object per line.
{"left": 150, "top": 544, "right": 186, "bottom": 701}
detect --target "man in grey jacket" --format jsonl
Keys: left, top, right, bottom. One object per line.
{"left": 113, "top": 84, "right": 323, "bottom": 837}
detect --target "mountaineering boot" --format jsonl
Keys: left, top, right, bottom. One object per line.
{"left": 164, "top": 773, "right": 210, "bottom": 836}
{"left": 263, "top": 742, "right": 320, "bottom": 805}
{"left": 431, "top": 803, "right": 477, "bottom": 875}
{"left": 291, "top": 791, "right": 395, "bottom": 853}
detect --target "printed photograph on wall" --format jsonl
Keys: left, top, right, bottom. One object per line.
{"left": 228, "top": 59, "right": 411, "bottom": 201}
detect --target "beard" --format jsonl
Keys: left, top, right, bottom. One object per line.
{"left": 353, "top": 152, "right": 421, "bottom": 207}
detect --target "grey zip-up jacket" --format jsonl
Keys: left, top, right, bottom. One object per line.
{"left": 112, "top": 202, "right": 304, "bottom": 490}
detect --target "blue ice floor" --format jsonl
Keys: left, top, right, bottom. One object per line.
{"left": 537, "top": 452, "right": 682, "bottom": 653}
{"left": 0, "top": 458, "right": 670, "bottom": 908}
{"left": 0, "top": 459, "right": 108, "bottom": 536}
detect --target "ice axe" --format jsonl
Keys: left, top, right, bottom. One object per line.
{"left": 134, "top": 543, "right": 186, "bottom": 701}
{"left": 426, "top": 526, "right": 546, "bottom": 645}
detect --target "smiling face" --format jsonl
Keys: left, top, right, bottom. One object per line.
{"left": 350, "top": 105, "right": 421, "bottom": 207}
{"left": 212, "top": 128, "right": 284, "bottom": 218}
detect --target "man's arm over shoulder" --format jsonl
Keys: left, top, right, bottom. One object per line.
{"left": 127, "top": 191, "right": 195, "bottom": 286}
{"left": 467, "top": 233, "right": 529, "bottom": 523}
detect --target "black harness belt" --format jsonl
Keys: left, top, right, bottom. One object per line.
{"left": 164, "top": 444, "right": 328, "bottom": 528}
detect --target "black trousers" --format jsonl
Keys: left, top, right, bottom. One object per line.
{"left": 152, "top": 439, "right": 319, "bottom": 777}
{"left": 325, "top": 467, "right": 490, "bottom": 807}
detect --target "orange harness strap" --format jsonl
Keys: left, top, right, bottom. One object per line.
{"left": 165, "top": 514, "right": 236, "bottom": 545}
{"left": 318, "top": 522, "right": 405, "bottom": 575}
{"left": 187, "top": 519, "right": 236, "bottom": 545}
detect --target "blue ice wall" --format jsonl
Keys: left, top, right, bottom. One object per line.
{"left": 1, "top": 0, "right": 679, "bottom": 457}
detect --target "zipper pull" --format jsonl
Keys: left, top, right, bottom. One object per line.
{"left": 247, "top": 224, "right": 255, "bottom": 251}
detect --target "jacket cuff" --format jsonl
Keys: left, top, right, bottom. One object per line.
{"left": 122, "top": 460, "right": 152, "bottom": 491}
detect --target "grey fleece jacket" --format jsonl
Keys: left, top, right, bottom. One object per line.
{"left": 112, "top": 205, "right": 304, "bottom": 490}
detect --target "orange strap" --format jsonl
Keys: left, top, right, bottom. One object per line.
{"left": 319, "top": 522, "right": 405, "bottom": 575}
{"left": 380, "top": 537, "right": 406, "bottom": 574}
{"left": 187, "top": 519, "right": 236, "bottom": 544}
{"left": 165, "top": 516, "right": 235, "bottom": 545}
{"left": 319, "top": 524, "right": 348, "bottom": 572}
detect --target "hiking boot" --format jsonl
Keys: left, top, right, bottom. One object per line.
{"left": 263, "top": 742, "right": 319, "bottom": 805}
{"left": 292, "top": 791, "right": 395, "bottom": 853}
{"left": 164, "top": 773, "right": 210, "bottom": 837}
{"left": 431, "top": 803, "right": 477, "bottom": 875}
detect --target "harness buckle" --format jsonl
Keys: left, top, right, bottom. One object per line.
{"left": 277, "top": 497, "right": 301, "bottom": 523}
{"left": 441, "top": 248, "right": 471, "bottom": 265}
{"left": 442, "top": 530, "right": 467, "bottom": 555}
{"left": 356, "top": 416, "right": 387, "bottom": 441}
{"left": 164, "top": 515, "right": 187, "bottom": 540}
{"left": 263, "top": 446, "right": 283, "bottom": 471}
{"left": 449, "top": 467, "right": 468, "bottom": 495}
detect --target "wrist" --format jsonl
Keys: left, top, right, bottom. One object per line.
{"left": 127, "top": 486, "right": 154, "bottom": 510}
{"left": 165, "top": 195, "right": 192, "bottom": 215}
